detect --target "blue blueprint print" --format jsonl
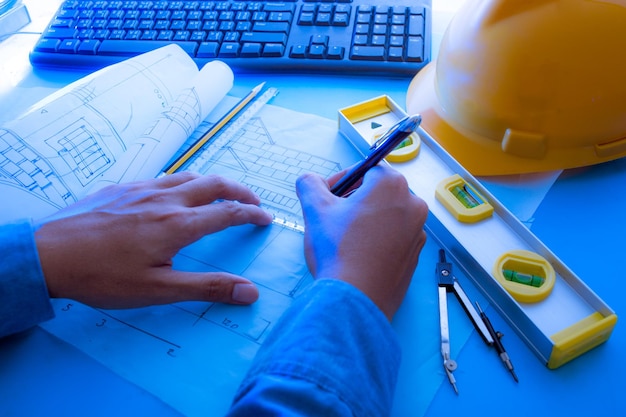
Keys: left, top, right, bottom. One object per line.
{"left": 40, "top": 101, "right": 364, "bottom": 417}
{"left": 187, "top": 114, "right": 343, "bottom": 229}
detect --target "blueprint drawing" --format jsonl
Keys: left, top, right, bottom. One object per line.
{"left": 40, "top": 100, "right": 364, "bottom": 416}
{"left": 0, "top": 45, "right": 233, "bottom": 222}
{"left": 186, "top": 112, "right": 345, "bottom": 228}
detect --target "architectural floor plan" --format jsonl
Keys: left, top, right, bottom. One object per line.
{"left": 41, "top": 101, "right": 363, "bottom": 416}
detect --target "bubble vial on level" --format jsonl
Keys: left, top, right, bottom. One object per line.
{"left": 503, "top": 269, "right": 545, "bottom": 287}
{"left": 451, "top": 184, "right": 482, "bottom": 208}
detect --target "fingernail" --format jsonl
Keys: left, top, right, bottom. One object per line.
{"left": 232, "top": 283, "right": 258, "bottom": 303}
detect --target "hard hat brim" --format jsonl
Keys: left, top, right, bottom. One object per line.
{"left": 407, "top": 63, "right": 626, "bottom": 176}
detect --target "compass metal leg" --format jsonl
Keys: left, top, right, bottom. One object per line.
{"left": 438, "top": 285, "right": 458, "bottom": 394}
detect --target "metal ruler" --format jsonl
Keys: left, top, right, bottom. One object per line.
{"left": 185, "top": 87, "right": 279, "bottom": 173}
{"left": 184, "top": 87, "right": 306, "bottom": 234}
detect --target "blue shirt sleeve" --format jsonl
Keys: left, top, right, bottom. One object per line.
{"left": 0, "top": 219, "right": 54, "bottom": 338}
{"left": 227, "top": 279, "right": 401, "bottom": 417}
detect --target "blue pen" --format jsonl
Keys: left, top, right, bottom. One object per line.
{"left": 331, "top": 114, "right": 421, "bottom": 196}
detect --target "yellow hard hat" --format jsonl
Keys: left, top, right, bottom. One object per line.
{"left": 407, "top": 0, "right": 626, "bottom": 176}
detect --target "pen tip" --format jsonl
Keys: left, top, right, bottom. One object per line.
{"left": 254, "top": 82, "right": 266, "bottom": 92}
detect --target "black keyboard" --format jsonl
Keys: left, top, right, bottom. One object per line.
{"left": 29, "top": 0, "right": 431, "bottom": 76}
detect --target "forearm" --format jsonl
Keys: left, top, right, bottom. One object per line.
{"left": 0, "top": 219, "right": 54, "bottom": 338}
{"left": 228, "top": 279, "right": 401, "bottom": 417}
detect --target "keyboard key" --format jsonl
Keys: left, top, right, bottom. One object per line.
{"left": 109, "top": 30, "right": 125, "bottom": 40}
{"left": 252, "top": 21, "right": 290, "bottom": 33}
{"left": 241, "top": 43, "right": 262, "bottom": 57}
{"left": 51, "top": 18, "right": 74, "bottom": 28}
{"left": 262, "top": 43, "right": 285, "bottom": 57}
{"left": 263, "top": 3, "right": 296, "bottom": 13}
{"left": 353, "top": 34, "right": 367, "bottom": 45}
{"left": 173, "top": 31, "right": 191, "bottom": 41}
{"left": 298, "top": 12, "right": 314, "bottom": 25}
{"left": 408, "top": 14, "right": 424, "bottom": 36}
{"left": 268, "top": 11, "right": 293, "bottom": 22}
{"left": 77, "top": 39, "right": 101, "bottom": 54}
{"left": 390, "top": 35, "right": 403, "bottom": 47}
{"left": 332, "top": 13, "right": 349, "bottom": 26}
{"left": 289, "top": 44, "right": 307, "bottom": 58}
{"left": 98, "top": 40, "right": 198, "bottom": 56}
{"left": 240, "top": 32, "right": 287, "bottom": 44}
{"left": 224, "top": 32, "right": 240, "bottom": 42}
{"left": 34, "top": 38, "right": 61, "bottom": 53}
{"left": 236, "top": 21, "right": 252, "bottom": 31}
{"left": 308, "top": 44, "right": 325, "bottom": 58}
{"left": 310, "top": 34, "right": 328, "bottom": 46}
{"left": 327, "top": 46, "right": 344, "bottom": 59}
{"left": 388, "top": 46, "right": 403, "bottom": 61}
{"left": 140, "top": 30, "right": 158, "bottom": 40}
{"left": 197, "top": 41, "right": 219, "bottom": 57}
{"left": 219, "top": 42, "right": 241, "bottom": 57}
{"left": 406, "top": 36, "right": 424, "bottom": 62}
{"left": 125, "top": 30, "right": 141, "bottom": 40}
{"left": 350, "top": 45, "right": 385, "bottom": 61}
{"left": 59, "top": 39, "right": 80, "bottom": 53}
{"left": 42, "top": 27, "right": 78, "bottom": 39}
{"left": 371, "top": 35, "right": 385, "bottom": 46}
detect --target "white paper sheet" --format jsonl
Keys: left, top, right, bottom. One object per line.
{"left": 40, "top": 102, "right": 364, "bottom": 417}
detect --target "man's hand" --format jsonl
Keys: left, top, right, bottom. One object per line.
{"left": 34, "top": 172, "right": 273, "bottom": 308}
{"left": 296, "top": 165, "right": 428, "bottom": 321}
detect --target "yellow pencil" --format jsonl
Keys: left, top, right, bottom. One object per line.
{"left": 162, "top": 82, "right": 266, "bottom": 175}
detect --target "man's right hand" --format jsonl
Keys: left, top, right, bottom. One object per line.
{"left": 296, "top": 165, "right": 428, "bottom": 321}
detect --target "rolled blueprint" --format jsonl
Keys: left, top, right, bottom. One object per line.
{"left": 91, "top": 58, "right": 235, "bottom": 188}
{"left": 0, "top": 44, "right": 234, "bottom": 222}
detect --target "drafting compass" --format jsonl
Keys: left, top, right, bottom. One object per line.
{"left": 436, "top": 249, "right": 518, "bottom": 394}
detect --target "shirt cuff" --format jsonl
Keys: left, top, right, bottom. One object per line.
{"left": 232, "top": 279, "right": 401, "bottom": 417}
{"left": 0, "top": 219, "right": 54, "bottom": 338}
